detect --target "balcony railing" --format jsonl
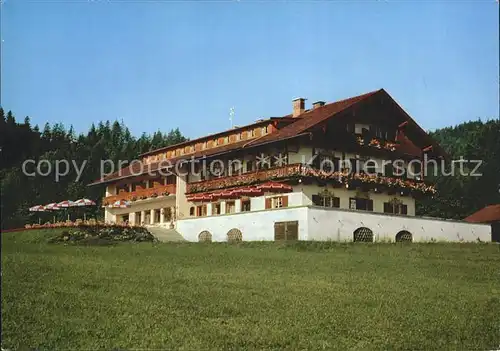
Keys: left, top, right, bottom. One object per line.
{"left": 186, "top": 163, "right": 436, "bottom": 195}
{"left": 103, "top": 184, "right": 176, "bottom": 206}
{"left": 186, "top": 164, "right": 302, "bottom": 194}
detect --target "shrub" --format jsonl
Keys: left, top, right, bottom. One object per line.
{"left": 48, "top": 225, "right": 155, "bottom": 245}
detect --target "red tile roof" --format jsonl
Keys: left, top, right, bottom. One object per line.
{"left": 247, "top": 90, "right": 380, "bottom": 145}
{"left": 90, "top": 89, "right": 442, "bottom": 186}
{"left": 464, "top": 205, "right": 500, "bottom": 223}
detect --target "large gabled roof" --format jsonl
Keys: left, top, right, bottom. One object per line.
{"left": 89, "top": 89, "right": 445, "bottom": 186}
{"left": 464, "top": 205, "right": 500, "bottom": 223}
{"left": 247, "top": 90, "right": 380, "bottom": 145}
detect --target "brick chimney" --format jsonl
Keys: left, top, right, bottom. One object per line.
{"left": 312, "top": 101, "right": 325, "bottom": 109}
{"left": 292, "top": 98, "right": 306, "bottom": 117}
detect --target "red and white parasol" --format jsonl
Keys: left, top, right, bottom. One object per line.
{"left": 29, "top": 205, "right": 46, "bottom": 224}
{"left": 57, "top": 200, "right": 77, "bottom": 208}
{"left": 29, "top": 205, "right": 46, "bottom": 212}
{"left": 74, "top": 198, "right": 96, "bottom": 207}
{"left": 74, "top": 198, "right": 96, "bottom": 221}
{"left": 45, "top": 203, "right": 61, "bottom": 211}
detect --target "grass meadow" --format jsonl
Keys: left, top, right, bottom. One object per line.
{"left": 2, "top": 229, "right": 500, "bottom": 350}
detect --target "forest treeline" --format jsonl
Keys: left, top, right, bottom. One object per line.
{"left": 1, "top": 107, "right": 499, "bottom": 229}
{"left": 0, "top": 108, "right": 187, "bottom": 228}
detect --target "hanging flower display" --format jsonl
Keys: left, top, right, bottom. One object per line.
{"left": 186, "top": 163, "right": 436, "bottom": 196}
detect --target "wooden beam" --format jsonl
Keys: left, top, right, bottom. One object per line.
{"left": 398, "top": 121, "right": 409, "bottom": 128}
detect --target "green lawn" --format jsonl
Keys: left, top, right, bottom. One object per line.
{"left": 2, "top": 229, "right": 500, "bottom": 350}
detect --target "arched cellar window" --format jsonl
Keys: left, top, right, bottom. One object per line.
{"left": 227, "top": 228, "right": 243, "bottom": 242}
{"left": 395, "top": 230, "right": 412, "bottom": 243}
{"left": 353, "top": 227, "right": 374, "bottom": 242}
{"left": 198, "top": 231, "right": 212, "bottom": 243}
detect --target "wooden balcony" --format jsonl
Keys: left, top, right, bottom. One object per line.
{"left": 186, "top": 163, "right": 436, "bottom": 195}
{"left": 103, "top": 184, "right": 176, "bottom": 206}
{"left": 187, "top": 164, "right": 302, "bottom": 194}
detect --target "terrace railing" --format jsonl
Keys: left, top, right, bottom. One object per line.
{"left": 103, "top": 184, "right": 176, "bottom": 205}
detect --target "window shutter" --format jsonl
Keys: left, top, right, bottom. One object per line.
{"left": 282, "top": 196, "right": 288, "bottom": 208}
{"left": 350, "top": 158, "right": 358, "bottom": 174}
{"left": 383, "top": 202, "right": 391, "bottom": 213}
{"left": 401, "top": 204, "right": 408, "bottom": 215}
{"left": 332, "top": 157, "right": 340, "bottom": 172}
{"left": 312, "top": 195, "right": 321, "bottom": 206}
{"left": 367, "top": 200, "right": 374, "bottom": 211}
{"left": 265, "top": 198, "right": 272, "bottom": 209}
{"left": 332, "top": 197, "right": 340, "bottom": 208}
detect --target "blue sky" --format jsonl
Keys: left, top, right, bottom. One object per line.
{"left": 2, "top": 1, "right": 498, "bottom": 139}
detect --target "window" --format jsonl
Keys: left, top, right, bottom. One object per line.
{"left": 384, "top": 201, "right": 408, "bottom": 215}
{"left": 312, "top": 194, "right": 340, "bottom": 208}
{"left": 346, "top": 123, "right": 355, "bottom": 133}
{"left": 349, "top": 198, "right": 373, "bottom": 211}
{"left": 226, "top": 201, "right": 235, "bottom": 214}
{"left": 165, "top": 174, "right": 176, "bottom": 185}
{"left": 212, "top": 203, "right": 221, "bottom": 215}
{"left": 196, "top": 205, "right": 207, "bottom": 217}
{"left": 384, "top": 163, "right": 394, "bottom": 177}
{"left": 412, "top": 161, "right": 422, "bottom": 178}
{"left": 273, "top": 197, "right": 283, "bottom": 208}
{"left": 363, "top": 159, "right": 376, "bottom": 174}
{"left": 229, "top": 161, "right": 241, "bottom": 176}
{"left": 353, "top": 227, "right": 374, "bottom": 242}
{"left": 241, "top": 199, "right": 251, "bottom": 212}
{"left": 246, "top": 160, "right": 255, "bottom": 172}
{"left": 189, "top": 207, "right": 195, "bottom": 216}
{"left": 318, "top": 154, "right": 335, "bottom": 172}
{"left": 266, "top": 196, "right": 288, "bottom": 209}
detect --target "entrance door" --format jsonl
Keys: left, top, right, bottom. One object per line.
{"left": 274, "top": 221, "right": 299, "bottom": 241}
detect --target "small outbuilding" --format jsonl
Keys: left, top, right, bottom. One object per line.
{"left": 465, "top": 205, "right": 500, "bottom": 242}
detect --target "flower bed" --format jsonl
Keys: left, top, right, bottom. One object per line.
{"left": 48, "top": 224, "right": 155, "bottom": 245}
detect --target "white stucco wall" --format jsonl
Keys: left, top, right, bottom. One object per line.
{"left": 176, "top": 207, "right": 308, "bottom": 242}
{"left": 307, "top": 207, "right": 490, "bottom": 242}
{"left": 176, "top": 206, "right": 491, "bottom": 243}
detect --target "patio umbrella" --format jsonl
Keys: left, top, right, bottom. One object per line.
{"left": 29, "top": 205, "right": 46, "bottom": 224}
{"left": 74, "top": 198, "right": 96, "bottom": 206}
{"left": 74, "top": 198, "right": 97, "bottom": 221}
{"left": 57, "top": 200, "right": 77, "bottom": 221}
{"left": 45, "top": 203, "right": 61, "bottom": 223}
